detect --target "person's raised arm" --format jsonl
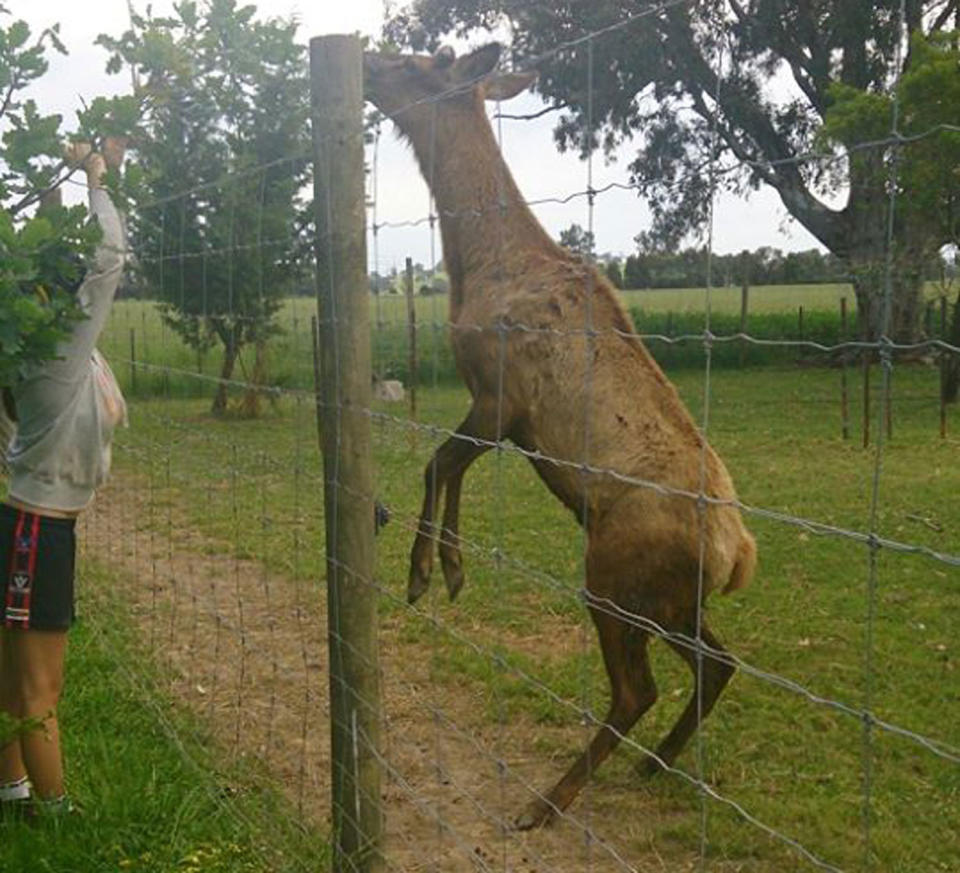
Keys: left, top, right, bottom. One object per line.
{"left": 52, "top": 139, "right": 127, "bottom": 375}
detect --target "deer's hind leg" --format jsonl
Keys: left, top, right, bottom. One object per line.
{"left": 409, "top": 396, "right": 510, "bottom": 603}
{"left": 437, "top": 469, "right": 467, "bottom": 600}
{"left": 515, "top": 604, "right": 658, "bottom": 830}
{"left": 639, "top": 621, "right": 735, "bottom": 776}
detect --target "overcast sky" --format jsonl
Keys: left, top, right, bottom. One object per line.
{"left": 17, "top": 0, "right": 827, "bottom": 271}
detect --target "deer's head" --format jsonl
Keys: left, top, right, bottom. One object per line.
{"left": 363, "top": 43, "right": 536, "bottom": 120}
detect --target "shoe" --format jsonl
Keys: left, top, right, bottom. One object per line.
{"left": 0, "top": 797, "right": 36, "bottom": 823}
{"left": 34, "top": 796, "right": 81, "bottom": 820}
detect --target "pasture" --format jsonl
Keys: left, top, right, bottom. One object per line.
{"left": 105, "top": 282, "right": 957, "bottom": 400}
{"left": 75, "top": 293, "right": 960, "bottom": 870}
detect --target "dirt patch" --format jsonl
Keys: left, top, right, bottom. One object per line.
{"left": 78, "top": 472, "right": 734, "bottom": 872}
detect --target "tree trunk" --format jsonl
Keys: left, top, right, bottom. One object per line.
{"left": 239, "top": 337, "right": 268, "bottom": 419}
{"left": 212, "top": 338, "right": 238, "bottom": 416}
{"left": 842, "top": 153, "right": 926, "bottom": 346}
{"left": 851, "top": 264, "right": 926, "bottom": 344}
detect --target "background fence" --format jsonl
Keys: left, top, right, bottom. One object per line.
{"left": 71, "top": 7, "right": 960, "bottom": 873}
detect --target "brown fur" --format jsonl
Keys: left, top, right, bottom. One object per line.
{"left": 364, "top": 44, "right": 757, "bottom": 829}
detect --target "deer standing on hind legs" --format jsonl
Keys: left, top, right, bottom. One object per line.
{"left": 363, "top": 43, "right": 757, "bottom": 830}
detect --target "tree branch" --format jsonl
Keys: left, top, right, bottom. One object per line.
{"left": 728, "top": 0, "right": 825, "bottom": 115}
{"left": 665, "top": 8, "right": 843, "bottom": 250}
{"left": 493, "top": 101, "right": 568, "bottom": 121}
{"left": 10, "top": 161, "right": 78, "bottom": 216}
{"left": 931, "top": 0, "right": 959, "bottom": 31}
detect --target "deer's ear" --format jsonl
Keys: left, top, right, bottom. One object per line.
{"left": 450, "top": 43, "right": 502, "bottom": 85}
{"left": 484, "top": 70, "right": 538, "bottom": 102}
{"left": 433, "top": 46, "right": 456, "bottom": 69}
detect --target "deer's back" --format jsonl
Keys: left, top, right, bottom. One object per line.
{"left": 452, "top": 254, "right": 754, "bottom": 594}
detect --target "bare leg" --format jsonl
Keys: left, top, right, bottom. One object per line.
{"left": 640, "top": 622, "right": 735, "bottom": 776}
{"left": 408, "top": 399, "right": 504, "bottom": 603}
{"left": 0, "top": 629, "right": 69, "bottom": 799}
{"left": 0, "top": 632, "right": 27, "bottom": 786}
{"left": 516, "top": 607, "right": 657, "bottom": 830}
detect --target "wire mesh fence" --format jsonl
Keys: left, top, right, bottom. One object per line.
{"left": 66, "top": 5, "right": 960, "bottom": 873}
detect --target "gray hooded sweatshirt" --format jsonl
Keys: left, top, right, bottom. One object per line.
{"left": 5, "top": 187, "right": 126, "bottom": 512}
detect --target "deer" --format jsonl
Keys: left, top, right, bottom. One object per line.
{"left": 363, "top": 43, "right": 757, "bottom": 830}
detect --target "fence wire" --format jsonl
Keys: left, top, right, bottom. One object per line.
{"left": 46, "top": 5, "right": 960, "bottom": 873}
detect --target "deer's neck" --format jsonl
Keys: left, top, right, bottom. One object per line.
{"left": 401, "top": 102, "right": 558, "bottom": 303}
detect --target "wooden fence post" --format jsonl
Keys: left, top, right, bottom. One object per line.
{"left": 311, "top": 34, "right": 383, "bottom": 873}
{"left": 738, "top": 281, "right": 749, "bottom": 368}
{"left": 862, "top": 353, "right": 871, "bottom": 449}
{"left": 405, "top": 257, "right": 418, "bottom": 430}
{"left": 941, "top": 296, "right": 948, "bottom": 439}
{"left": 311, "top": 314, "right": 323, "bottom": 444}
{"left": 129, "top": 327, "right": 137, "bottom": 395}
{"left": 840, "top": 297, "right": 849, "bottom": 440}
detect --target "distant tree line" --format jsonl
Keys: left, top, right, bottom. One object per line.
{"left": 587, "top": 242, "right": 952, "bottom": 292}
{"left": 612, "top": 247, "right": 848, "bottom": 290}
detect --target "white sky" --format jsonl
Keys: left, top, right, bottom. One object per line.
{"left": 16, "top": 0, "right": 826, "bottom": 270}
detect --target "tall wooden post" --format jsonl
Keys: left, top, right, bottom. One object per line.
{"left": 941, "top": 297, "right": 948, "bottom": 439}
{"left": 129, "top": 327, "right": 137, "bottom": 395}
{"left": 862, "top": 354, "right": 871, "bottom": 449}
{"left": 738, "top": 282, "right": 749, "bottom": 368}
{"left": 840, "top": 297, "right": 850, "bottom": 440}
{"left": 311, "top": 314, "right": 323, "bottom": 445}
{"left": 311, "top": 34, "right": 383, "bottom": 873}
{"left": 404, "top": 257, "right": 419, "bottom": 427}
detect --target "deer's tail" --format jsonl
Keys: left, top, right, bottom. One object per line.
{"left": 722, "top": 530, "right": 757, "bottom": 595}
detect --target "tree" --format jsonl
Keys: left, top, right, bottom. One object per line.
{"left": 558, "top": 221, "right": 595, "bottom": 257}
{"left": 386, "top": 1, "right": 959, "bottom": 342}
{"left": 623, "top": 252, "right": 650, "bottom": 289}
{"left": 603, "top": 258, "right": 623, "bottom": 288}
{"left": 99, "top": 0, "right": 311, "bottom": 416}
{"left": 0, "top": 9, "right": 134, "bottom": 387}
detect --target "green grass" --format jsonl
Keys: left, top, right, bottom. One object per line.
{"left": 94, "top": 357, "right": 960, "bottom": 872}
{"left": 101, "top": 283, "right": 958, "bottom": 400}
{"left": 0, "top": 561, "right": 330, "bottom": 873}
{"left": 82, "top": 290, "right": 960, "bottom": 869}
{"left": 618, "top": 282, "right": 857, "bottom": 315}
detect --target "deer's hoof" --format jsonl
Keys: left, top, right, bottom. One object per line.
{"left": 637, "top": 753, "right": 667, "bottom": 778}
{"left": 441, "top": 559, "right": 464, "bottom": 601}
{"left": 407, "top": 567, "right": 430, "bottom": 604}
{"left": 513, "top": 799, "right": 556, "bottom": 831}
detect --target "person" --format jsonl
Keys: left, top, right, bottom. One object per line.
{"left": 0, "top": 137, "right": 127, "bottom": 818}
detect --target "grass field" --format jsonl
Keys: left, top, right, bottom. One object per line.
{"left": 100, "top": 283, "right": 957, "bottom": 398}
{"left": 8, "top": 288, "right": 957, "bottom": 870}
{"left": 77, "top": 352, "right": 960, "bottom": 871}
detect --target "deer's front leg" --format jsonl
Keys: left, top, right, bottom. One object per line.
{"left": 408, "top": 404, "right": 500, "bottom": 603}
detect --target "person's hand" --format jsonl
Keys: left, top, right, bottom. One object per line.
{"left": 102, "top": 137, "right": 127, "bottom": 171}
{"left": 63, "top": 141, "right": 93, "bottom": 168}
{"left": 64, "top": 141, "right": 109, "bottom": 188}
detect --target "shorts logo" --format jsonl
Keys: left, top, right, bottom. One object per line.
{"left": 5, "top": 511, "right": 40, "bottom": 630}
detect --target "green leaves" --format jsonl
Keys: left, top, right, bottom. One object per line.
{"left": 820, "top": 30, "right": 960, "bottom": 250}
{"left": 0, "top": 10, "right": 92, "bottom": 386}
{"left": 0, "top": 8, "right": 140, "bottom": 386}
{"left": 98, "top": 0, "right": 310, "bottom": 414}
{"left": 0, "top": 204, "right": 95, "bottom": 385}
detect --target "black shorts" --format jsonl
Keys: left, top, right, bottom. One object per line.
{"left": 0, "top": 504, "right": 76, "bottom": 632}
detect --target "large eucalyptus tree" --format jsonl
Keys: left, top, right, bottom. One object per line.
{"left": 386, "top": 1, "right": 960, "bottom": 341}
